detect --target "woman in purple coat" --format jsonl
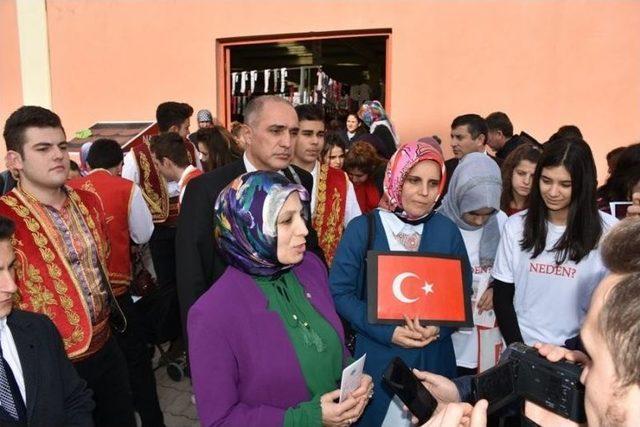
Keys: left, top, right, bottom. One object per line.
{"left": 188, "top": 171, "right": 372, "bottom": 427}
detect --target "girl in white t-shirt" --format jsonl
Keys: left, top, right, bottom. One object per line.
{"left": 438, "top": 153, "right": 507, "bottom": 375}
{"left": 492, "top": 138, "right": 617, "bottom": 347}
{"left": 500, "top": 143, "right": 542, "bottom": 216}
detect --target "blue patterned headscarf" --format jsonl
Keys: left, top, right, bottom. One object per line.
{"left": 214, "top": 171, "right": 310, "bottom": 276}
{"left": 358, "top": 100, "right": 388, "bottom": 127}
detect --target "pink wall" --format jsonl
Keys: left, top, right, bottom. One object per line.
{"left": 43, "top": 0, "right": 640, "bottom": 182}
{"left": 0, "top": 0, "right": 23, "bottom": 149}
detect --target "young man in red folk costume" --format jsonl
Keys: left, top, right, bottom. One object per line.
{"left": 121, "top": 101, "right": 201, "bottom": 345}
{"left": 68, "top": 138, "right": 165, "bottom": 427}
{"left": 291, "top": 104, "right": 361, "bottom": 265}
{"left": 1, "top": 106, "right": 136, "bottom": 427}
{"left": 149, "top": 132, "right": 203, "bottom": 205}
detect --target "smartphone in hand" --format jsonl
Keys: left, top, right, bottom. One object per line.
{"left": 382, "top": 357, "right": 438, "bottom": 424}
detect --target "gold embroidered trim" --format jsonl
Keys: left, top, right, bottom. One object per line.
{"left": 80, "top": 180, "right": 97, "bottom": 195}
{"left": 134, "top": 145, "right": 169, "bottom": 222}
{"left": 312, "top": 164, "right": 346, "bottom": 266}
{"left": 3, "top": 194, "right": 86, "bottom": 351}
{"left": 323, "top": 187, "right": 344, "bottom": 259}
{"left": 312, "top": 163, "right": 329, "bottom": 237}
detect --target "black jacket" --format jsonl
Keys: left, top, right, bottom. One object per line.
{"left": 175, "top": 160, "right": 323, "bottom": 335}
{"left": 6, "top": 310, "right": 94, "bottom": 426}
{"left": 496, "top": 135, "right": 524, "bottom": 161}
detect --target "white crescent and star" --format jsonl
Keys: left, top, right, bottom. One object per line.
{"left": 391, "top": 272, "right": 435, "bottom": 303}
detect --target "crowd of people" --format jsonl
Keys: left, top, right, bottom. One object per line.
{"left": 0, "top": 94, "right": 638, "bottom": 427}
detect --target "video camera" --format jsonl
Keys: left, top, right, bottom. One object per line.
{"left": 473, "top": 342, "right": 586, "bottom": 423}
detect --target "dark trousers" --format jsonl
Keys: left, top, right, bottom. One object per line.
{"left": 74, "top": 335, "right": 136, "bottom": 427}
{"left": 148, "top": 225, "right": 181, "bottom": 343}
{"left": 457, "top": 366, "right": 477, "bottom": 377}
{"left": 149, "top": 225, "right": 177, "bottom": 290}
{"left": 116, "top": 292, "right": 165, "bottom": 427}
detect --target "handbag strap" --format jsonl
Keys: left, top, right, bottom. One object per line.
{"left": 359, "top": 211, "right": 376, "bottom": 300}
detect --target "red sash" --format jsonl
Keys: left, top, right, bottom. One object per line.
{"left": 179, "top": 167, "right": 203, "bottom": 199}
{"left": 68, "top": 170, "right": 134, "bottom": 295}
{"left": 0, "top": 187, "right": 110, "bottom": 358}
{"left": 312, "top": 164, "right": 348, "bottom": 266}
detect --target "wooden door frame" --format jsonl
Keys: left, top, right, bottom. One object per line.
{"left": 216, "top": 28, "right": 392, "bottom": 126}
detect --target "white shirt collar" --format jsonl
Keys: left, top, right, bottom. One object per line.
{"left": 310, "top": 161, "right": 320, "bottom": 182}
{"left": 178, "top": 165, "right": 197, "bottom": 188}
{"left": 243, "top": 152, "right": 257, "bottom": 173}
{"left": 0, "top": 317, "right": 7, "bottom": 331}
{"left": 378, "top": 209, "right": 424, "bottom": 235}
{"left": 243, "top": 153, "right": 291, "bottom": 179}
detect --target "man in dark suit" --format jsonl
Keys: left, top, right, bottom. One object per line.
{"left": 176, "top": 95, "right": 323, "bottom": 337}
{"left": 440, "top": 114, "right": 500, "bottom": 203}
{"left": 0, "top": 215, "right": 94, "bottom": 426}
{"left": 485, "top": 111, "right": 524, "bottom": 161}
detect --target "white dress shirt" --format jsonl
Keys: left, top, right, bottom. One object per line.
{"left": 128, "top": 184, "right": 154, "bottom": 244}
{"left": 0, "top": 317, "right": 26, "bottom": 405}
{"left": 122, "top": 142, "right": 202, "bottom": 198}
{"left": 242, "top": 152, "right": 261, "bottom": 174}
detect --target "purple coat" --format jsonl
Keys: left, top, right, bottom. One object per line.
{"left": 188, "top": 252, "right": 348, "bottom": 427}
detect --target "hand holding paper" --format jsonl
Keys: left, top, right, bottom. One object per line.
{"left": 339, "top": 354, "right": 367, "bottom": 403}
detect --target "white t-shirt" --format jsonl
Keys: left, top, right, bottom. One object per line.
{"left": 491, "top": 210, "right": 618, "bottom": 346}
{"left": 452, "top": 211, "right": 507, "bottom": 368}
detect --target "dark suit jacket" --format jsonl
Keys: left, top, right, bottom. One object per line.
{"left": 6, "top": 310, "right": 94, "bottom": 426}
{"left": 175, "top": 159, "right": 323, "bottom": 335}
{"left": 496, "top": 135, "right": 524, "bottom": 161}
{"left": 338, "top": 128, "right": 367, "bottom": 150}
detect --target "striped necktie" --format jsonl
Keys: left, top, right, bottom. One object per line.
{"left": 0, "top": 344, "right": 18, "bottom": 420}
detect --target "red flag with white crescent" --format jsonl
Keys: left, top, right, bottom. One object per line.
{"left": 368, "top": 252, "right": 471, "bottom": 326}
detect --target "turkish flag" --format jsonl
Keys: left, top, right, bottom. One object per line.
{"left": 368, "top": 252, "right": 471, "bottom": 326}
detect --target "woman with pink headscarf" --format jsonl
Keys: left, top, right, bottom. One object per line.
{"left": 329, "top": 139, "right": 472, "bottom": 426}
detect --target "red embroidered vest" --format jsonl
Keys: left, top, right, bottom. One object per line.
{"left": 0, "top": 187, "right": 110, "bottom": 359}
{"left": 132, "top": 143, "right": 169, "bottom": 223}
{"left": 184, "top": 139, "right": 199, "bottom": 167}
{"left": 312, "top": 164, "right": 348, "bottom": 266}
{"left": 68, "top": 170, "right": 134, "bottom": 296}
{"left": 132, "top": 139, "right": 199, "bottom": 224}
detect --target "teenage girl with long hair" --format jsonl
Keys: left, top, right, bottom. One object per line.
{"left": 195, "top": 126, "right": 242, "bottom": 172}
{"left": 492, "top": 138, "right": 617, "bottom": 347}
{"left": 499, "top": 143, "right": 542, "bottom": 216}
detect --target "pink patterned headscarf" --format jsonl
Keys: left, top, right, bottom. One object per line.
{"left": 380, "top": 138, "right": 446, "bottom": 220}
